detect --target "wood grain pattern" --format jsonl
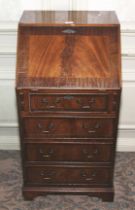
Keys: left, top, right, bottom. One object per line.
{"left": 16, "top": 11, "right": 121, "bottom": 202}
{"left": 24, "top": 142, "right": 113, "bottom": 162}
{"left": 20, "top": 11, "right": 119, "bottom": 27}
{"left": 28, "top": 35, "right": 110, "bottom": 78}
{"left": 25, "top": 165, "right": 113, "bottom": 186}
{"left": 29, "top": 93, "right": 108, "bottom": 112}
{"left": 16, "top": 26, "right": 121, "bottom": 89}
{"left": 23, "top": 117, "right": 115, "bottom": 139}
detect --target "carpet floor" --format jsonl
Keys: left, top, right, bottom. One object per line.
{"left": 0, "top": 151, "right": 135, "bottom": 210}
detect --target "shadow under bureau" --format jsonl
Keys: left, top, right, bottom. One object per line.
{"left": 16, "top": 10, "right": 121, "bottom": 201}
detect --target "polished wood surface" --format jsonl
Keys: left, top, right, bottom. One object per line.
{"left": 16, "top": 25, "right": 121, "bottom": 89}
{"left": 25, "top": 165, "right": 112, "bottom": 186}
{"left": 16, "top": 11, "right": 121, "bottom": 202}
{"left": 23, "top": 186, "right": 114, "bottom": 201}
{"left": 20, "top": 11, "right": 119, "bottom": 26}
{"left": 25, "top": 143, "right": 113, "bottom": 162}
{"left": 23, "top": 117, "right": 115, "bottom": 138}
{"left": 17, "top": 89, "right": 120, "bottom": 115}
{"left": 29, "top": 92, "right": 109, "bottom": 113}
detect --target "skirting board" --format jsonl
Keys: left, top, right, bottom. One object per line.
{"left": 0, "top": 136, "right": 20, "bottom": 150}
{"left": 0, "top": 135, "right": 135, "bottom": 152}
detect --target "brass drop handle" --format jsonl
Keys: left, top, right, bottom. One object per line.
{"left": 37, "top": 122, "right": 54, "bottom": 133}
{"left": 88, "top": 130, "right": 96, "bottom": 134}
{"left": 83, "top": 148, "right": 99, "bottom": 159}
{"left": 77, "top": 99, "right": 90, "bottom": 109}
{"left": 41, "top": 174, "right": 52, "bottom": 180}
{"left": 85, "top": 177, "right": 95, "bottom": 181}
{"left": 48, "top": 106, "right": 55, "bottom": 109}
{"left": 40, "top": 170, "right": 56, "bottom": 181}
{"left": 82, "top": 124, "right": 96, "bottom": 134}
{"left": 39, "top": 148, "right": 54, "bottom": 158}
{"left": 82, "top": 122, "right": 100, "bottom": 134}
{"left": 77, "top": 97, "right": 96, "bottom": 109}
{"left": 82, "top": 105, "right": 91, "bottom": 109}
{"left": 43, "top": 154, "right": 50, "bottom": 158}
{"left": 41, "top": 97, "right": 61, "bottom": 108}
{"left": 41, "top": 98, "right": 55, "bottom": 109}
{"left": 81, "top": 171, "right": 96, "bottom": 181}
{"left": 42, "top": 177, "right": 52, "bottom": 180}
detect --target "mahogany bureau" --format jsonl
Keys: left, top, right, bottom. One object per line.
{"left": 16, "top": 11, "right": 121, "bottom": 201}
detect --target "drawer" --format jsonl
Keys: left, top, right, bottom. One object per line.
{"left": 29, "top": 93, "right": 109, "bottom": 113}
{"left": 23, "top": 117, "right": 115, "bottom": 139}
{"left": 25, "top": 143, "right": 113, "bottom": 162}
{"left": 25, "top": 165, "right": 112, "bottom": 186}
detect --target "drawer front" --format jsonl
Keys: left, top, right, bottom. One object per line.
{"left": 29, "top": 93, "right": 108, "bottom": 113}
{"left": 23, "top": 117, "right": 115, "bottom": 139}
{"left": 25, "top": 143, "right": 113, "bottom": 162}
{"left": 25, "top": 165, "right": 112, "bottom": 186}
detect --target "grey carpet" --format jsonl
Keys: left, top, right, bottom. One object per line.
{"left": 0, "top": 151, "right": 135, "bottom": 210}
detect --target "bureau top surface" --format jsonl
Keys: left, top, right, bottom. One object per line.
{"left": 20, "top": 11, "right": 119, "bottom": 27}
{"left": 16, "top": 11, "right": 121, "bottom": 89}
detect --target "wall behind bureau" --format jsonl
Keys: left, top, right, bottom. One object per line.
{"left": 0, "top": 0, "right": 135, "bottom": 151}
